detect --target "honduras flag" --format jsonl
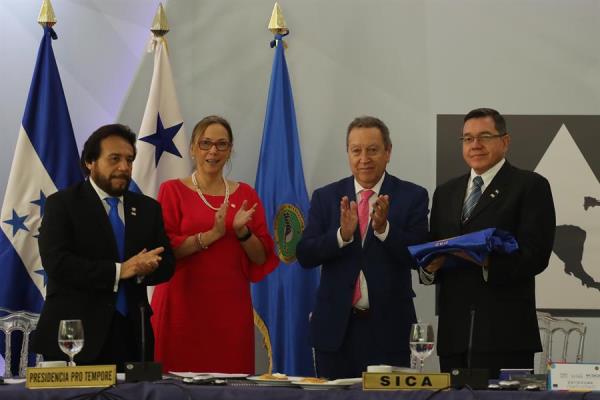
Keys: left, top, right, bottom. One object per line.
{"left": 0, "top": 27, "right": 82, "bottom": 376}
{"left": 252, "top": 31, "right": 320, "bottom": 376}
{"left": 131, "top": 33, "right": 190, "bottom": 198}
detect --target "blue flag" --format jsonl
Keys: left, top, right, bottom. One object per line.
{"left": 408, "top": 228, "right": 519, "bottom": 268}
{"left": 251, "top": 31, "right": 320, "bottom": 376}
{"left": 0, "top": 27, "right": 82, "bottom": 376}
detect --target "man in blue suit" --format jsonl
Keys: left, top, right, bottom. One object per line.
{"left": 297, "top": 116, "right": 429, "bottom": 379}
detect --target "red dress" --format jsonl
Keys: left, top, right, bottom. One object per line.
{"left": 151, "top": 179, "right": 278, "bottom": 373}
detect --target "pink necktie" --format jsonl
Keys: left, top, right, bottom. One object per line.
{"left": 352, "top": 189, "right": 374, "bottom": 306}
{"left": 358, "top": 189, "right": 374, "bottom": 239}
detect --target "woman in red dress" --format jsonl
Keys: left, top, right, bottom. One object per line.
{"left": 151, "top": 115, "right": 278, "bottom": 373}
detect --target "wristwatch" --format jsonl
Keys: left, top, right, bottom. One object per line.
{"left": 237, "top": 227, "right": 252, "bottom": 242}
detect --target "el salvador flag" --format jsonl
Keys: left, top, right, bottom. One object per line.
{"left": 0, "top": 26, "right": 82, "bottom": 376}
{"left": 131, "top": 34, "right": 191, "bottom": 198}
{"left": 252, "top": 30, "right": 320, "bottom": 376}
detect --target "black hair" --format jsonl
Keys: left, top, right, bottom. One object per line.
{"left": 80, "top": 124, "right": 137, "bottom": 176}
{"left": 463, "top": 108, "right": 507, "bottom": 135}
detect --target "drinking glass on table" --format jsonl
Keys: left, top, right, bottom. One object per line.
{"left": 58, "top": 319, "right": 84, "bottom": 366}
{"left": 409, "top": 322, "right": 435, "bottom": 373}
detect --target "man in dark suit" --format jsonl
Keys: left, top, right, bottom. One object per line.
{"left": 423, "top": 108, "right": 555, "bottom": 378}
{"left": 33, "top": 124, "right": 174, "bottom": 370}
{"left": 297, "top": 116, "right": 429, "bottom": 379}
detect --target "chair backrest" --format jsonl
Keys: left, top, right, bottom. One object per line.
{"left": 536, "top": 311, "right": 586, "bottom": 373}
{"left": 0, "top": 307, "right": 40, "bottom": 378}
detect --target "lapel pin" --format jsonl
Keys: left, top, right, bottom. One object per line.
{"left": 130, "top": 207, "right": 137, "bottom": 216}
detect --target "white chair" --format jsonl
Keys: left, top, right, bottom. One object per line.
{"left": 536, "top": 311, "right": 586, "bottom": 374}
{"left": 0, "top": 307, "right": 41, "bottom": 378}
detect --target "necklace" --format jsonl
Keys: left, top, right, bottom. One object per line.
{"left": 191, "top": 171, "right": 229, "bottom": 211}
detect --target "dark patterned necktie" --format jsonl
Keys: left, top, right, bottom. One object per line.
{"left": 462, "top": 176, "right": 483, "bottom": 222}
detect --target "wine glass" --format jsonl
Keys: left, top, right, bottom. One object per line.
{"left": 58, "top": 319, "right": 84, "bottom": 366}
{"left": 409, "top": 322, "right": 435, "bottom": 373}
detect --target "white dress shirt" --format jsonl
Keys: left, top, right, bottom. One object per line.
{"left": 420, "top": 158, "right": 506, "bottom": 284}
{"left": 88, "top": 177, "right": 124, "bottom": 292}
{"left": 336, "top": 173, "right": 390, "bottom": 309}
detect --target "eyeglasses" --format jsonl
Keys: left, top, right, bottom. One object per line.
{"left": 349, "top": 146, "right": 384, "bottom": 157}
{"left": 197, "top": 139, "right": 231, "bottom": 151}
{"left": 459, "top": 133, "right": 505, "bottom": 145}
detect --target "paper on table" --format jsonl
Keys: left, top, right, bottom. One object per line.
{"left": 4, "top": 378, "right": 26, "bottom": 384}
{"left": 169, "top": 371, "right": 249, "bottom": 379}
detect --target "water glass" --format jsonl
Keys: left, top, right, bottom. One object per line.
{"left": 58, "top": 319, "right": 84, "bottom": 366}
{"left": 409, "top": 322, "right": 435, "bottom": 373}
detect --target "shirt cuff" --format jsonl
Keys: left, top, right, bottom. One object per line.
{"left": 337, "top": 227, "right": 354, "bottom": 248}
{"left": 482, "top": 266, "right": 489, "bottom": 282}
{"left": 114, "top": 263, "right": 121, "bottom": 292}
{"left": 419, "top": 267, "right": 435, "bottom": 285}
{"left": 374, "top": 220, "right": 390, "bottom": 241}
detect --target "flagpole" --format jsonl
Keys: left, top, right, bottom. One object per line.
{"left": 268, "top": 2, "right": 288, "bottom": 48}
{"left": 150, "top": 2, "right": 170, "bottom": 54}
{"left": 252, "top": 2, "right": 321, "bottom": 377}
{"left": 131, "top": 2, "right": 189, "bottom": 198}
{"left": 252, "top": 2, "right": 290, "bottom": 374}
{"left": 254, "top": 4, "right": 291, "bottom": 374}
{"left": 151, "top": 3, "right": 169, "bottom": 37}
{"left": 38, "top": 0, "right": 56, "bottom": 27}
{"left": 1, "top": 0, "right": 82, "bottom": 377}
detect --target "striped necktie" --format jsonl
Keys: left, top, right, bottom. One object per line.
{"left": 462, "top": 176, "right": 483, "bottom": 222}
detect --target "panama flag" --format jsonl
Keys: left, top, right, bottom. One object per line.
{"left": 0, "top": 26, "right": 82, "bottom": 375}
{"left": 131, "top": 33, "right": 190, "bottom": 198}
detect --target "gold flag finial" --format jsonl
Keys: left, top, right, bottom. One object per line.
{"left": 151, "top": 3, "right": 169, "bottom": 36}
{"left": 268, "top": 2, "right": 288, "bottom": 35}
{"left": 38, "top": 0, "right": 57, "bottom": 27}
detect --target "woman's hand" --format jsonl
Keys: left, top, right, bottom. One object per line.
{"left": 233, "top": 200, "right": 266, "bottom": 264}
{"left": 203, "top": 202, "right": 228, "bottom": 245}
{"left": 233, "top": 200, "right": 257, "bottom": 237}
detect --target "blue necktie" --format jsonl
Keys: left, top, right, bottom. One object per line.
{"left": 462, "top": 176, "right": 483, "bottom": 222}
{"left": 105, "top": 197, "right": 128, "bottom": 316}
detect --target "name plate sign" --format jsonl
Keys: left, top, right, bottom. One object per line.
{"left": 26, "top": 365, "right": 116, "bottom": 389}
{"left": 549, "top": 363, "right": 600, "bottom": 391}
{"left": 363, "top": 372, "right": 451, "bottom": 390}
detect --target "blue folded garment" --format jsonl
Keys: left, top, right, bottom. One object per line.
{"left": 408, "top": 228, "right": 519, "bottom": 268}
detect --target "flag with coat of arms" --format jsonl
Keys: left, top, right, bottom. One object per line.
{"left": 252, "top": 5, "right": 320, "bottom": 376}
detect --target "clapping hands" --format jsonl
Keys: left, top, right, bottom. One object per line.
{"left": 233, "top": 200, "right": 257, "bottom": 237}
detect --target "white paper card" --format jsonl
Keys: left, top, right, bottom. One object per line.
{"left": 549, "top": 363, "right": 600, "bottom": 391}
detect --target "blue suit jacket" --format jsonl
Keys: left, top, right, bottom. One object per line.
{"left": 297, "top": 173, "right": 429, "bottom": 352}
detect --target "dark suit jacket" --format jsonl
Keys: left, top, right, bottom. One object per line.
{"left": 33, "top": 180, "right": 174, "bottom": 362}
{"left": 429, "top": 161, "right": 555, "bottom": 357}
{"left": 297, "top": 173, "right": 429, "bottom": 352}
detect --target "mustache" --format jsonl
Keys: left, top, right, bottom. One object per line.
{"left": 110, "top": 174, "right": 130, "bottom": 180}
